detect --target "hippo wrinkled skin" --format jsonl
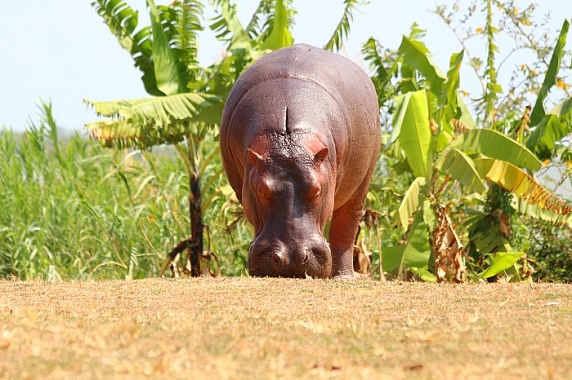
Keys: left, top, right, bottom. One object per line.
{"left": 220, "top": 44, "right": 381, "bottom": 279}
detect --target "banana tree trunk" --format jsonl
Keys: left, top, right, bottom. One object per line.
{"left": 432, "top": 204, "right": 466, "bottom": 283}
{"left": 188, "top": 172, "right": 203, "bottom": 276}
{"left": 160, "top": 138, "right": 205, "bottom": 277}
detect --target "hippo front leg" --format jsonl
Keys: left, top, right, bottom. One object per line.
{"left": 328, "top": 170, "right": 376, "bottom": 279}
{"left": 328, "top": 207, "right": 362, "bottom": 279}
{"left": 328, "top": 192, "right": 370, "bottom": 279}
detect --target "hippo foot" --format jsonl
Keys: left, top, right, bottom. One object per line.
{"left": 331, "top": 272, "right": 356, "bottom": 280}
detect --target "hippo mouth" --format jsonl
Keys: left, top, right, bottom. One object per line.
{"left": 247, "top": 236, "right": 332, "bottom": 279}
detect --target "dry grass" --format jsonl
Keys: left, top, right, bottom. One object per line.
{"left": 1, "top": 278, "right": 571, "bottom": 379}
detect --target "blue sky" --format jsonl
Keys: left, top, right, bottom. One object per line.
{"left": 0, "top": 1, "right": 569, "bottom": 131}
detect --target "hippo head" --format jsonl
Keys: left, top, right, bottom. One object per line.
{"left": 242, "top": 133, "right": 335, "bottom": 278}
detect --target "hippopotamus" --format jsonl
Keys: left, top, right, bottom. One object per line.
{"left": 220, "top": 43, "right": 381, "bottom": 279}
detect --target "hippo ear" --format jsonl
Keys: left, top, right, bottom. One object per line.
{"left": 247, "top": 149, "right": 264, "bottom": 166}
{"left": 313, "top": 147, "right": 329, "bottom": 166}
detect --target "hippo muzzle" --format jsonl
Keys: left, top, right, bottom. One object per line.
{"left": 248, "top": 229, "right": 332, "bottom": 278}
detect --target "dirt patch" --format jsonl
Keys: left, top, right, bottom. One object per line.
{"left": 1, "top": 278, "right": 571, "bottom": 379}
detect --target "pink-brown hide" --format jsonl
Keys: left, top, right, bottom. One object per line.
{"left": 220, "top": 44, "right": 381, "bottom": 278}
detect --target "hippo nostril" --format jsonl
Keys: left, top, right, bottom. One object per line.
{"left": 272, "top": 252, "right": 285, "bottom": 265}
{"left": 301, "top": 253, "right": 309, "bottom": 265}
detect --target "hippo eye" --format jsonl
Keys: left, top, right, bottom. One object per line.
{"left": 256, "top": 179, "right": 273, "bottom": 201}
{"left": 307, "top": 182, "right": 322, "bottom": 201}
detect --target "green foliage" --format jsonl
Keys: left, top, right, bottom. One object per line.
{"left": 451, "top": 129, "right": 541, "bottom": 171}
{"left": 6, "top": 1, "right": 571, "bottom": 282}
{"left": 482, "top": 0, "right": 502, "bottom": 127}
{"left": 435, "top": 1, "right": 571, "bottom": 121}
{"left": 1, "top": 103, "right": 181, "bottom": 279}
{"left": 434, "top": 149, "right": 485, "bottom": 193}
{"left": 0, "top": 103, "right": 250, "bottom": 279}
{"left": 361, "top": 37, "right": 398, "bottom": 112}
{"left": 527, "top": 99, "right": 572, "bottom": 161}
{"left": 398, "top": 36, "right": 446, "bottom": 96}
{"left": 87, "top": 0, "right": 220, "bottom": 149}
{"left": 323, "top": 0, "right": 365, "bottom": 52}
{"left": 401, "top": 213, "right": 433, "bottom": 279}
{"left": 478, "top": 252, "right": 523, "bottom": 279}
{"left": 86, "top": 0, "right": 366, "bottom": 149}
{"left": 258, "top": 0, "right": 294, "bottom": 50}
{"left": 434, "top": 2, "right": 572, "bottom": 166}
{"left": 527, "top": 218, "right": 572, "bottom": 282}
{"left": 392, "top": 90, "right": 433, "bottom": 178}
{"left": 530, "top": 19, "right": 570, "bottom": 126}
{"left": 92, "top": 0, "right": 167, "bottom": 96}
{"left": 364, "top": 16, "right": 572, "bottom": 282}
{"left": 85, "top": 93, "right": 224, "bottom": 150}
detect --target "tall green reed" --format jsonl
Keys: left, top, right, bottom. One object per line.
{"left": 0, "top": 102, "right": 198, "bottom": 279}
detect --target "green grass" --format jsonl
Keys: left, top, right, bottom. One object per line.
{"left": 0, "top": 102, "right": 249, "bottom": 280}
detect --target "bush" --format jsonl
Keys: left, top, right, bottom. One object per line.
{"left": 527, "top": 219, "right": 572, "bottom": 282}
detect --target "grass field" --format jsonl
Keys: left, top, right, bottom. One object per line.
{"left": 1, "top": 278, "right": 571, "bottom": 379}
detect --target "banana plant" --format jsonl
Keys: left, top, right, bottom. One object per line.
{"left": 468, "top": 18, "right": 572, "bottom": 277}
{"left": 365, "top": 24, "right": 572, "bottom": 282}
{"left": 85, "top": 0, "right": 366, "bottom": 276}
{"left": 525, "top": 20, "right": 572, "bottom": 160}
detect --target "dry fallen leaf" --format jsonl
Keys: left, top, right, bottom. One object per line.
{"left": 404, "top": 363, "right": 425, "bottom": 371}
{"left": 0, "top": 335, "right": 10, "bottom": 350}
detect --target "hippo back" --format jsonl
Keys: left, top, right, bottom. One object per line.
{"left": 220, "top": 43, "right": 380, "bottom": 206}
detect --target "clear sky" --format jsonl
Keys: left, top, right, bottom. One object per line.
{"left": 0, "top": 1, "right": 569, "bottom": 131}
